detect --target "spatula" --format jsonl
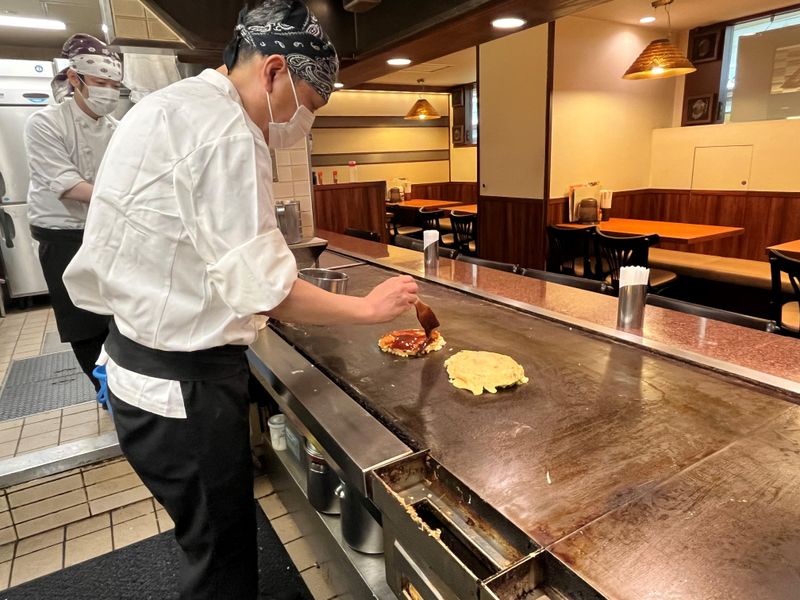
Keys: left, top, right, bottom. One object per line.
{"left": 414, "top": 299, "right": 440, "bottom": 353}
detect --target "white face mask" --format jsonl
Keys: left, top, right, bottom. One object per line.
{"left": 77, "top": 77, "right": 120, "bottom": 116}
{"left": 266, "top": 73, "right": 315, "bottom": 149}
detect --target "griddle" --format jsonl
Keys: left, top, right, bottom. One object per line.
{"left": 271, "top": 264, "right": 794, "bottom": 591}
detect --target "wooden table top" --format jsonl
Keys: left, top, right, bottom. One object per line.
{"left": 768, "top": 239, "right": 800, "bottom": 259}
{"left": 453, "top": 204, "right": 478, "bottom": 214}
{"left": 561, "top": 218, "right": 744, "bottom": 244}
{"left": 395, "top": 199, "right": 464, "bottom": 209}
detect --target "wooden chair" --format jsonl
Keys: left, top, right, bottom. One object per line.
{"left": 647, "top": 295, "right": 777, "bottom": 332}
{"left": 344, "top": 227, "right": 381, "bottom": 242}
{"left": 518, "top": 267, "right": 613, "bottom": 295}
{"left": 386, "top": 205, "right": 422, "bottom": 239}
{"left": 768, "top": 250, "right": 800, "bottom": 336}
{"left": 450, "top": 212, "right": 477, "bottom": 255}
{"left": 455, "top": 254, "right": 517, "bottom": 273}
{"left": 419, "top": 207, "right": 445, "bottom": 231}
{"left": 547, "top": 225, "right": 596, "bottom": 278}
{"left": 394, "top": 234, "right": 458, "bottom": 259}
{"left": 593, "top": 231, "right": 677, "bottom": 293}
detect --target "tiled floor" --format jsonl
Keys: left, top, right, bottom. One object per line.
{"left": 0, "top": 308, "right": 113, "bottom": 459}
{"left": 0, "top": 458, "right": 338, "bottom": 598}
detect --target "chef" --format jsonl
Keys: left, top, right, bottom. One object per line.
{"left": 25, "top": 34, "right": 122, "bottom": 390}
{"left": 63, "top": 2, "right": 417, "bottom": 599}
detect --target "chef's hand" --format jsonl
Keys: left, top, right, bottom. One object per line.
{"left": 363, "top": 275, "right": 418, "bottom": 323}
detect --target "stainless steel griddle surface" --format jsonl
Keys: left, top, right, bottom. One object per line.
{"left": 270, "top": 264, "right": 799, "bottom": 599}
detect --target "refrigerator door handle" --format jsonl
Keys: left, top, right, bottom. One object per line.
{"left": 0, "top": 210, "right": 15, "bottom": 249}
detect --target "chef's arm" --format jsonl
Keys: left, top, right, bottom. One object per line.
{"left": 265, "top": 276, "right": 418, "bottom": 326}
{"left": 61, "top": 181, "right": 93, "bottom": 203}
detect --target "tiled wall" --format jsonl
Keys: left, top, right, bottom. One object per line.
{"left": 273, "top": 139, "right": 315, "bottom": 240}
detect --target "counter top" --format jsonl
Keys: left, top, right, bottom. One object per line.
{"left": 317, "top": 230, "right": 800, "bottom": 395}
{"left": 266, "top": 258, "right": 800, "bottom": 600}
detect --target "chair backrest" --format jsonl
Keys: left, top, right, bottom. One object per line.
{"left": 344, "top": 228, "right": 381, "bottom": 242}
{"left": 547, "top": 225, "right": 596, "bottom": 277}
{"left": 647, "top": 294, "right": 776, "bottom": 332}
{"left": 768, "top": 250, "right": 800, "bottom": 335}
{"left": 395, "top": 235, "right": 459, "bottom": 259}
{"left": 518, "top": 267, "right": 612, "bottom": 294}
{"left": 593, "top": 231, "right": 660, "bottom": 288}
{"left": 450, "top": 212, "right": 477, "bottom": 248}
{"left": 394, "top": 234, "right": 423, "bottom": 251}
{"left": 455, "top": 254, "right": 517, "bottom": 273}
{"left": 419, "top": 207, "right": 444, "bottom": 230}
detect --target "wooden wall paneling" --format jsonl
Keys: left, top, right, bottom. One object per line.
{"left": 478, "top": 196, "right": 547, "bottom": 269}
{"left": 313, "top": 181, "right": 388, "bottom": 243}
{"left": 409, "top": 182, "right": 478, "bottom": 203}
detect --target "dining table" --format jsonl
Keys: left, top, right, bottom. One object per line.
{"left": 560, "top": 218, "right": 744, "bottom": 245}
{"left": 768, "top": 239, "right": 800, "bottom": 260}
{"left": 452, "top": 204, "right": 478, "bottom": 214}
{"left": 393, "top": 199, "right": 464, "bottom": 209}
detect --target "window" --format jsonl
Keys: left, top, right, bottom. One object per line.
{"left": 469, "top": 84, "right": 479, "bottom": 144}
{"left": 724, "top": 8, "right": 800, "bottom": 120}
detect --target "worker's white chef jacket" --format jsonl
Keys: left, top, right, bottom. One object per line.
{"left": 25, "top": 98, "right": 117, "bottom": 229}
{"left": 64, "top": 69, "right": 298, "bottom": 418}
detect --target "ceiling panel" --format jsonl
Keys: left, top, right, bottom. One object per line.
{"left": 0, "top": 0, "right": 103, "bottom": 50}
{"left": 370, "top": 48, "right": 477, "bottom": 87}
{"left": 577, "top": 0, "right": 798, "bottom": 30}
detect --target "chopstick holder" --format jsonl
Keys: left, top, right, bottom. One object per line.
{"left": 617, "top": 266, "right": 649, "bottom": 331}
{"left": 423, "top": 230, "right": 439, "bottom": 275}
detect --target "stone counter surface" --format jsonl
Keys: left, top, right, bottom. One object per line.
{"left": 319, "top": 231, "right": 800, "bottom": 394}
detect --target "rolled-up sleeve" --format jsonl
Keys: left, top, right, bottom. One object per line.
{"left": 174, "top": 134, "right": 297, "bottom": 317}
{"left": 24, "top": 113, "right": 85, "bottom": 197}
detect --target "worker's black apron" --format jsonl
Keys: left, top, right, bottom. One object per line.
{"left": 104, "top": 320, "right": 258, "bottom": 600}
{"left": 31, "top": 226, "right": 110, "bottom": 389}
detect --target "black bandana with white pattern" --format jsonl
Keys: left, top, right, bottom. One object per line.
{"left": 223, "top": 1, "right": 339, "bottom": 102}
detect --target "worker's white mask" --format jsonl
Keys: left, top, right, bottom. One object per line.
{"left": 77, "top": 75, "right": 120, "bottom": 117}
{"left": 266, "top": 72, "right": 315, "bottom": 149}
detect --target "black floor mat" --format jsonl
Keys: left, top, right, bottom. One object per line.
{"left": 0, "top": 351, "right": 95, "bottom": 421}
{"left": 3, "top": 503, "right": 312, "bottom": 600}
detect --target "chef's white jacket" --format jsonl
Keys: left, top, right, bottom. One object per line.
{"left": 25, "top": 98, "right": 117, "bottom": 229}
{"left": 64, "top": 69, "right": 298, "bottom": 418}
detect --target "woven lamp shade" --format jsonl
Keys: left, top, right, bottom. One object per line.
{"left": 623, "top": 38, "right": 696, "bottom": 80}
{"left": 405, "top": 98, "right": 441, "bottom": 120}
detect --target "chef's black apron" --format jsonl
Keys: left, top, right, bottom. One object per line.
{"left": 104, "top": 320, "right": 258, "bottom": 600}
{"left": 31, "top": 226, "right": 110, "bottom": 390}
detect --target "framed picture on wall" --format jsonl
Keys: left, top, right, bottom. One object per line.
{"left": 685, "top": 93, "right": 717, "bottom": 125}
{"left": 452, "top": 124, "right": 465, "bottom": 144}
{"left": 690, "top": 29, "right": 722, "bottom": 63}
{"left": 451, "top": 87, "right": 465, "bottom": 108}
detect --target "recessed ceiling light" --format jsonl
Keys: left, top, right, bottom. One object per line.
{"left": 334, "top": 82, "right": 344, "bottom": 89}
{"left": 492, "top": 17, "right": 526, "bottom": 29}
{"left": 387, "top": 58, "right": 412, "bottom": 66}
{"left": 640, "top": 16, "right": 656, "bottom": 24}
{"left": 0, "top": 15, "right": 66, "bottom": 30}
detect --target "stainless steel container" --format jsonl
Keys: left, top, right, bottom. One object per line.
{"left": 298, "top": 268, "right": 349, "bottom": 294}
{"left": 305, "top": 440, "right": 341, "bottom": 515}
{"left": 617, "top": 284, "right": 647, "bottom": 331}
{"left": 338, "top": 481, "right": 384, "bottom": 555}
{"left": 275, "top": 200, "right": 303, "bottom": 245}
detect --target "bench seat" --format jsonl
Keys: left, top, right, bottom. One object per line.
{"left": 649, "top": 249, "right": 793, "bottom": 294}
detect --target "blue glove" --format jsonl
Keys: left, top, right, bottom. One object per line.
{"left": 92, "top": 364, "right": 112, "bottom": 415}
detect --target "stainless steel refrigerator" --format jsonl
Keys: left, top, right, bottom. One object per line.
{"left": 0, "top": 59, "right": 51, "bottom": 299}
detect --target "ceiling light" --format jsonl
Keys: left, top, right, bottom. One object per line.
{"left": 640, "top": 16, "right": 656, "bottom": 24}
{"left": 334, "top": 82, "right": 344, "bottom": 89}
{"left": 387, "top": 58, "right": 411, "bottom": 66}
{"left": 405, "top": 78, "right": 441, "bottom": 121}
{"left": 0, "top": 15, "right": 66, "bottom": 30}
{"left": 492, "top": 17, "right": 526, "bottom": 29}
{"left": 623, "top": 0, "right": 696, "bottom": 81}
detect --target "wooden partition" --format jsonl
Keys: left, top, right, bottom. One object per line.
{"left": 313, "top": 181, "right": 388, "bottom": 243}
{"left": 409, "top": 182, "right": 478, "bottom": 203}
{"left": 549, "top": 189, "right": 800, "bottom": 261}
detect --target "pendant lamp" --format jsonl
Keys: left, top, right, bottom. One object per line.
{"left": 405, "top": 79, "right": 441, "bottom": 120}
{"left": 623, "top": 0, "right": 696, "bottom": 80}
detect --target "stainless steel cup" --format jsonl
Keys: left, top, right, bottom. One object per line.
{"left": 617, "top": 284, "right": 647, "bottom": 331}
{"left": 298, "top": 268, "right": 349, "bottom": 294}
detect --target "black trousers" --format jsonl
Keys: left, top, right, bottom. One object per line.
{"left": 32, "top": 226, "right": 109, "bottom": 390}
{"left": 109, "top": 367, "right": 257, "bottom": 600}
